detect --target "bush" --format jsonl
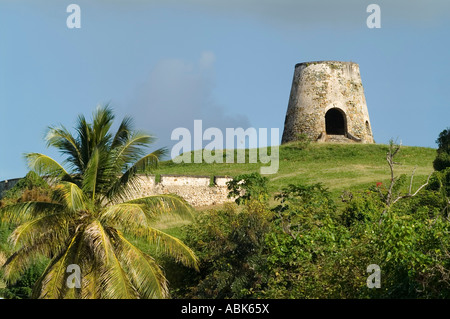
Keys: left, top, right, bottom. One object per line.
{"left": 1, "top": 171, "right": 51, "bottom": 206}
{"left": 433, "top": 128, "right": 450, "bottom": 171}
{"left": 0, "top": 172, "right": 52, "bottom": 299}
{"left": 179, "top": 202, "right": 272, "bottom": 299}
{"left": 226, "top": 172, "right": 269, "bottom": 205}
{"left": 0, "top": 259, "right": 48, "bottom": 299}
{"left": 436, "top": 128, "right": 450, "bottom": 154}
{"left": 262, "top": 181, "right": 450, "bottom": 299}
{"left": 433, "top": 152, "right": 450, "bottom": 171}
{"left": 340, "top": 190, "right": 383, "bottom": 227}
{"left": 427, "top": 168, "right": 450, "bottom": 201}
{"left": 263, "top": 183, "right": 350, "bottom": 298}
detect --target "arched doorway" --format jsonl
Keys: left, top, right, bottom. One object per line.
{"left": 325, "top": 108, "right": 346, "bottom": 135}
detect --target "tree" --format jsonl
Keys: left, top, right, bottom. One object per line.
{"left": 264, "top": 183, "right": 347, "bottom": 298}
{"left": 0, "top": 105, "right": 198, "bottom": 299}
{"left": 181, "top": 201, "right": 271, "bottom": 299}
{"left": 436, "top": 128, "right": 450, "bottom": 154}
{"left": 226, "top": 172, "right": 269, "bottom": 205}
{"left": 376, "top": 140, "right": 432, "bottom": 222}
{"left": 433, "top": 128, "right": 450, "bottom": 171}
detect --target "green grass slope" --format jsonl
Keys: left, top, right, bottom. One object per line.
{"left": 155, "top": 142, "right": 436, "bottom": 199}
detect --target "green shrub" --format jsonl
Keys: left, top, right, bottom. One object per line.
{"left": 1, "top": 171, "right": 51, "bottom": 208}
{"left": 226, "top": 172, "right": 269, "bottom": 205}
{"left": 340, "top": 190, "right": 383, "bottom": 227}
{"left": 427, "top": 168, "right": 450, "bottom": 202}
{"left": 262, "top": 180, "right": 450, "bottom": 299}
{"left": 433, "top": 152, "right": 450, "bottom": 171}
{"left": 0, "top": 257, "right": 48, "bottom": 299}
{"left": 436, "top": 128, "right": 450, "bottom": 154}
{"left": 179, "top": 201, "right": 272, "bottom": 299}
{"left": 433, "top": 128, "right": 450, "bottom": 171}
{"left": 263, "top": 183, "right": 350, "bottom": 298}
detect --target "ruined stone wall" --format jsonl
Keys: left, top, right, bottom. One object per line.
{"left": 281, "top": 61, "right": 374, "bottom": 144}
{"left": 0, "top": 175, "right": 234, "bottom": 207}
{"left": 123, "top": 175, "right": 234, "bottom": 207}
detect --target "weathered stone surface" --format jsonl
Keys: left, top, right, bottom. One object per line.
{"left": 0, "top": 175, "right": 234, "bottom": 208}
{"left": 123, "top": 175, "right": 234, "bottom": 207}
{"left": 281, "top": 61, "right": 374, "bottom": 144}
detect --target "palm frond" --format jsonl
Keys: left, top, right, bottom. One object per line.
{"left": 25, "top": 153, "right": 70, "bottom": 180}
{"left": 81, "top": 147, "right": 100, "bottom": 199}
{"left": 138, "top": 227, "right": 199, "bottom": 271}
{"left": 0, "top": 201, "right": 63, "bottom": 224}
{"left": 103, "top": 150, "right": 165, "bottom": 203}
{"left": 3, "top": 248, "right": 45, "bottom": 284}
{"left": 34, "top": 232, "right": 85, "bottom": 299}
{"left": 83, "top": 220, "right": 138, "bottom": 299}
{"left": 52, "top": 182, "right": 87, "bottom": 212}
{"left": 126, "top": 194, "right": 195, "bottom": 220}
{"left": 113, "top": 131, "right": 155, "bottom": 166}
{"left": 0, "top": 251, "right": 6, "bottom": 267}
{"left": 45, "top": 126, "right": 83, "bottom": 172}
{"left": 80, "top": 270, "right": 100, "bottom": 299}
{"left": 3, "top": 232, "right": 68, "bottom": 285}
{"left": 91, "top": 105, "right": 114, "bottom": 147}
{"left": 111, "top": 116, "right": 134, "bottom": 149}
{"left": 31, "top": 253, "right": 61, "bottom": 298}
{"left": 100, "top": 201, "right": 198, "bottom": 270}
{"left": 101, "top": 195, "right": 194, "bottom": 229}
{"left": 113, "top": 230, "right": 169, "bottom": 298}
{"left": 100, "top": 203, "right": 149, "bottom": 227}
{"left": 8, "top": 213, "right": 69, "bottom": 250}
{"left": 133, "top": 148, "right": 167, "bottom": 172}
{"left": 102, "top": 171, "right": 142, "bottom": 204}
{"left": 75, "top": 114, "right": 92, "bottom": 171}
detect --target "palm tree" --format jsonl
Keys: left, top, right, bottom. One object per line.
{"left": 0, "top": 105, "right": 198, "bottom": 299}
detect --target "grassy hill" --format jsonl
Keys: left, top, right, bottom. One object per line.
{"left": 0, "top": 142, "right": 438, "bottom": 298}
{"left": 154, "top": 142, "right": 436, "bottom": 201}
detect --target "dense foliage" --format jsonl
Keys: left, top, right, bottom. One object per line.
{"left": 177, "top": 137, "right": 450, "bottom": 298}
{"left": 433, "top": 128, "right": 450, "bottom": 171}
{"left": 0, "top": 106, "right": 198, "bottom": 299}
{"left": 0, "top": 171, "right": 52, "bottom": 208}
{"left": 0, "top": 173, "right": 52, "bottom": 298}
{"left": 180, "top": 201, "right": 271, "bottom": 298}
{"left": 226, "top": 172, "right": 269, "bottom": 205}
{"left": 2, "top": 124, "right": 449, "bottom": 299}
{"left": 178, "top": 172, "right": 450, "bottom": 298}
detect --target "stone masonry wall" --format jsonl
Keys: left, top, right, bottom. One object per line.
{"left": 0, "top": 175, "right": 234, "bottom": 208}
{"left": 122, "top": 175, "right": 234, "bottom": 207}
{"left": 281, "top": 61, "right": 374, "bottom": 144}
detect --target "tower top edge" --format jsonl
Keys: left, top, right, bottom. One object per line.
{"left": 295, "top": 61, "right": 359, "bottom": 68}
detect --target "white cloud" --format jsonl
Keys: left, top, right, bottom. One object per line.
{"left": 199, "top": 51, "right": 216, "bottom": 70}
{"left": 126, "top": 51, "right": 250, "bottom": 156}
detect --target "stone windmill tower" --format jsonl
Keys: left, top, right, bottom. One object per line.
{"left": 281, "top": 61, "right": 374, "bottom": 144}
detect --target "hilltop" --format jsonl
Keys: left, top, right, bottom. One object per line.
{"left": 154, "top": 142, "right": 436, "bottom": 200}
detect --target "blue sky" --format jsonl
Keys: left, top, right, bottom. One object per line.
{"left": 0, "top": 0, "right": 449, "bottom": 180}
